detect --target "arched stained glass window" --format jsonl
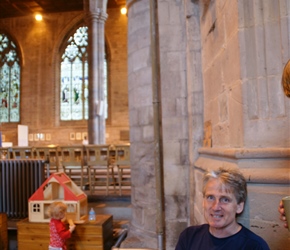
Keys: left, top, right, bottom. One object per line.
{"left": 0, "top": 33, "right": 21, "bottom": 123}
{"left": 60, "top": 26, "right": 107, "bottom": 121}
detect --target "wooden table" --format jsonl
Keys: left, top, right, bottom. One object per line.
{"left": 0, "top": 213, "right": 8, "bottom": 250}
{"left": 17, "top": 214, "right": 113, "bottom": 250}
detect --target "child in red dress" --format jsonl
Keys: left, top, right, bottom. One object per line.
{"left": 47, "top": 201, "right": 76, "bottom": 250}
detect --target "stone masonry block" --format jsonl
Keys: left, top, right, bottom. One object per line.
{"left": 131, "top": 85, "right": 152, "bottom": 108}
{"left": 143, "top": 125, "right": 154, "bottom": 142}
{"left": 163, "top": 141, "right": 182, "bottom": 165}
{"left": 130, "top": 47, "right": 150, "bottom": 73}
{"left": 128, "top": 10, "right": 149, "bottom": 35}
{"left": 161, "top": 70, "right": 186, "bottom": 99}
{"left": 164, "top": 164, "right": 187, "bottom": 196}
{"left": 264, "top": 22, "right": 283, "bottom": 75}
{"left": 130, "top": 0, "right": 150, "bottom": 17}
{"left": 165, "top": 195, "right": 187, "bottom": 220}
{"left": 222, "top": 36, "right": 240, "bottom": 85}
{"left": 129, "top": 126, "right": 142, "bottom": 143}
{"left": 143, "top": 206, "right": 157, "bottom": 231}
{"left": 245, "top": 78, "right": 259, "bottom": 119}
{"left": 168, "top": 0, "right": 183, "bottom": 25}
{"left": 138, "top": 106, "right": 153, "bottom": 126}
{"left": 166, "top": 51, "right": 186, "bottom": 72}
{"left": 159, "top": 24, "right": 185, "bottom": 52}
{"left": 166, "top": 220, "right": 188, "bottom": 250}
{"left": 218, "top": 92, "right": 228, "bottom": 123}
{"left": 133, "top": 66, "right": 152, "bottom": 87}
{"left": 268, "top": 75, "right": 286, "bottom": 118}
{"left": 162, "top": 116, "right": 188, "bottom": 140}
{"left": 158, "top": 1, "right": 170, "bottom": 25}
{"left": 162, "top": 98, "right": 178, "bottom": 117}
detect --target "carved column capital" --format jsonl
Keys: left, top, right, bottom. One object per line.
{"left": 85, "top": 9, "right": 108, "bottom": 23}
{"left": 83, "top": 0, "right": 108, "bottom": 13}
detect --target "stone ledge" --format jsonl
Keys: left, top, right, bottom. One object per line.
{"left": 195, "top": 147, "right": 290, "bottom": 184}
{"left": 198, "top": 147, "right": 290, "bottom": 159}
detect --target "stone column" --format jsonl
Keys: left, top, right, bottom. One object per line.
{"left": 84, "top": 0, "right": 108, "bottom": 144}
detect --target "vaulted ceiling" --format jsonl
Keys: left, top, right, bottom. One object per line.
{"left": 0, "top": 0, "right": 126, "bottom": 19}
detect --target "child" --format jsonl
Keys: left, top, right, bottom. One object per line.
{"left": 47, "top": 201, "right": 76, "bottom": 250}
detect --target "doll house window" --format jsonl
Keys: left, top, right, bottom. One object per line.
{"left": 67, "top": 203, "right": 76, "bottom": 213}
{"left": 0, "top": 33, "right": 21, "bottom": 123}
{"left": 32, "top": 203, "right": 41, "bottom": 213}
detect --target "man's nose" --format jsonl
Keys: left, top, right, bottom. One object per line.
{"left": 212, "top": 200, "right": 221, "bottom": 210}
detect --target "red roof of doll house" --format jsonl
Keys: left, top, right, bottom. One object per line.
{"left": 29, "top": 172, "right": 87, "bottom": 201}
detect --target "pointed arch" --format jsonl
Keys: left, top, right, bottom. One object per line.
{"left": 53, "top": 16, "right": 108, "bottom": 123}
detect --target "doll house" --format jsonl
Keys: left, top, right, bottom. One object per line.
{"left": 28, "top": 172, "right": 87, "bottom": 223}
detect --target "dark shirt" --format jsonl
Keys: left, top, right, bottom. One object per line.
{"left": 175, "top": 224, "right": 270, "bottom": 250}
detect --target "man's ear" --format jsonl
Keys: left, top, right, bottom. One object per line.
{"left": 236, "top": 202, "right": 244, "bottom": 214}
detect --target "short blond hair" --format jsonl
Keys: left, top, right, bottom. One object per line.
{"left": 202, "top": 167, "right": 247, "bottom": 204}
{"left": 47, "top": 201, "right": 67, "bottom": 220}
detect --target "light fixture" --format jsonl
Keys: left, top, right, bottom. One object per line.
{"left": 120, "top": 7, "right": 127, "bottom": 15}
{"left": 35, "top": 13, "right": 43, "bottom": 21}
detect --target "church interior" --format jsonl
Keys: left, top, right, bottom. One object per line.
{"left": 0, "top": 0, "right": 290, "bottom": 250}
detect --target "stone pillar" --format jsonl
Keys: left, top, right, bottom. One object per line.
{"left": 126, "top": 0, "right": 202, "bottom": 249}
{"left": 84, "top": 0, "right": 108, "bottom": 144}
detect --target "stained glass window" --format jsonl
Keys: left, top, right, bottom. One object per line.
{"left": 0, "top": 33, "right": 21, "bottom": 123}
{"left": 60, "top": 26, "right": 107, "bottom": 121}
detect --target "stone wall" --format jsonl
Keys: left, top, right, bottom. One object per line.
{"left": 194, "top": 1, "right": 290, "bottom": 249}
{"left": 126, "top": 0, "right": 289, "bottom": 250}
{"left": 0, "top": 8, "right": 129, "bottom": 146}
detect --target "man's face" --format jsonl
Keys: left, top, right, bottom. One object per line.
{"left": 203, "top": 178, "right": 244, "bottom": 234}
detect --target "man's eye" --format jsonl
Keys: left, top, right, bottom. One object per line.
{"left": 220, "top": 197, "right": 230, "bottom": 203}
{"left": 206, "top": 195, "right": 215, "bottom": 201}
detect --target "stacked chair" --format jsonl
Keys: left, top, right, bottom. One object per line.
{"left": 85, "top": 144, "right": 116, "bottom": 195}
{"left": 113, "top": 144, "right": 131, "bottom": 196}
{"left": 0, "top": 144, "right": 131, "bottom": 196}
{"left": 59, "top": 145, "right": 86, "bottom": 190}
{"left": 34, "top": 145, "right": 59, "bottom": 177}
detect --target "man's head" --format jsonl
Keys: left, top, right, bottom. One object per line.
{"left": 202, "top": 167, "right": 248, "bottom": 237}
{"left": 202, "top": 167, "right": 247, "bottom": 205}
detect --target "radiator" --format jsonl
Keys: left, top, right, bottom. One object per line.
{"left": 0, "top": 160, "right": 45, "bottom": 219}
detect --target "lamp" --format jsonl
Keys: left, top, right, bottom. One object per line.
{"left": 35, "top": 13, "right": 43, "bottom": 21}
{"left": 120, "top": 7, "right": 127, "bottom": 15}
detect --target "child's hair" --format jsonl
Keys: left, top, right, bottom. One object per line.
{"left": 47, "top": 201, "right": 67, "bottom": 220}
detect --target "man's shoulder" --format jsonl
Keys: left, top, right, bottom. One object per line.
{"left": 239, "top": 225, "right": 270, "bottom": 249}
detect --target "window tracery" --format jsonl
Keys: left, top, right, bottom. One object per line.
{"left": 0, "top": 33, "right": 21, "bottom": 122}
{"left": 60, "top": 26, "right": 107, "bottom": 121}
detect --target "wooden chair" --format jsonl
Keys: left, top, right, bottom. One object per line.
{"left": 10, "top": 146, "right": 34, "bottom": 159}
{"left": 114, "top": 144, "right": 131, "bottom": 196}
{"left": 34, "top": 146, "right": 60, "bottom": 177}
{"left": 0, "top": 147, "right": 10, "bottom": 159}
{"left": 59, "top": 145, "right": 86, "bottom": 190}
{"left": 85, "top": 144, "right": 116, "bottom": 195}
